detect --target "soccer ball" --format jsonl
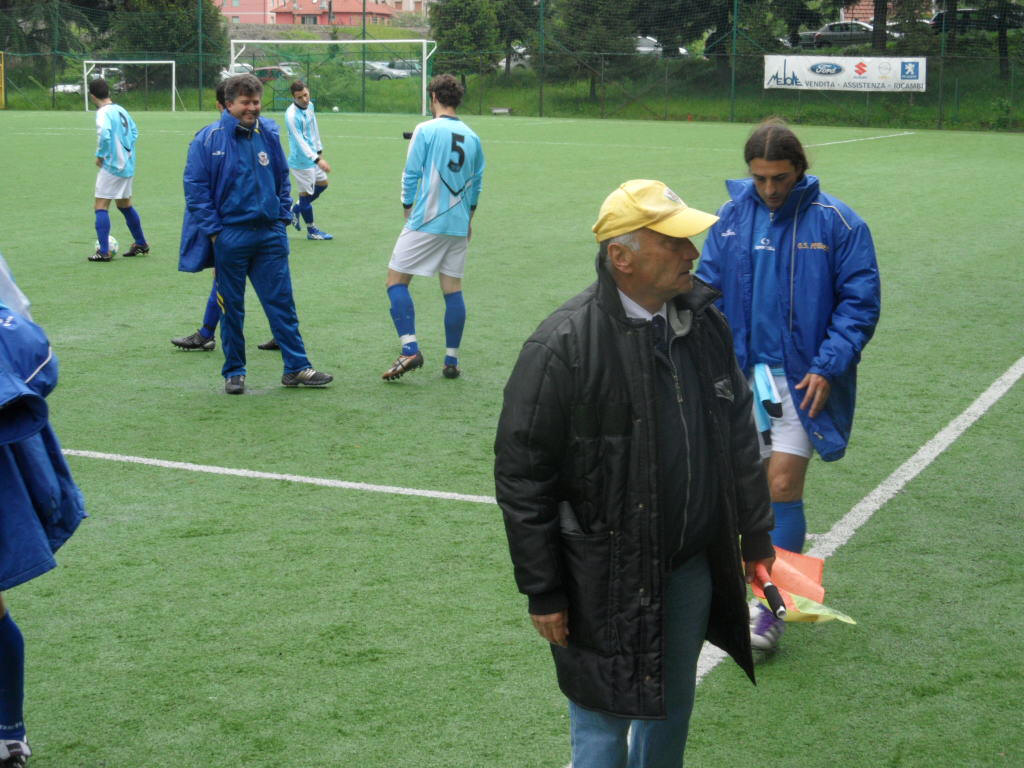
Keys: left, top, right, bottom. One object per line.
{"left": 95, "top": 235, "right": 118, "bottom": 256}
{"left": 332, "top": 106, "right": 339, "bottom": 113}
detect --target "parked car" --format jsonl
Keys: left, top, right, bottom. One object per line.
{"left": 812, "top": 21, "right": 875, "bottom": 47}
{"left": 253, "top": 64, "right": 295, "bottom": 85}
{"left": 218, "top": 62, "right": 254, "bottom": 82}
{"left": 51, "top": 82, "right": 82, "bottom": 94}
{"left": 388, "top": 59, "right": 422, "bottom": 74}
{"left": 633, "top": 35, "right": 689, "bottom": 56}
{"left": 931, "top": 6, "right": 1023, "bottom": 33}
{"left": 496, "top": 44, "right": 530, "bottom": 71}
{"left": 343, "top": 60, "right": 410, "bottom": 80}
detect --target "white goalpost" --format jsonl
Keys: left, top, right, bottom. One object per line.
{"left": 82, "top": 60, "right": 178, "bottom": 112}
{"left": 229, "top": 38, "right": 436, "bottom": 115}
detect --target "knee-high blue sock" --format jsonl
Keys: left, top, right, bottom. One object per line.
{"left": 94, "top": 209, "right": 111, "bottom": 254}
{"left": 310, "top": 185, "right": 326, "bottom": 202}
{"left": 200, "top": 279, "right": 222, "bottom": 339}
{"left": 0, "top": 612, "right": 26, "bottom": 741}
{"left": 118, "top": 205, "right": 147, "bottom": 246}
{"left": 443, "top": 291, "right": 466, "bottom": 367}
{"left": 387, "top": 284, "right": 418, "bottom": 356}
{"left": 770, "top": 500, "right": 806, "bottom": 553}
{"left": 298, "top": 196, "right": 314, "bottom": 225}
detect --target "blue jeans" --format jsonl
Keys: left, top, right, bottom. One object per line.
{"left": 569, "top": 551, "right": 711, "bottom": 768}
{"left": 213, "top": 224, "right": 311, "bottom": 379}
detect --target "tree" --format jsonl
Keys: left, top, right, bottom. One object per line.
{"left": 429, "top": 0, "right": 500, "bottom": 78}
{"left": 495, "top": 0, "right": 535, "bottom": 76}
{"left": 551, "top": 0, "right": 635, "bottom": 99}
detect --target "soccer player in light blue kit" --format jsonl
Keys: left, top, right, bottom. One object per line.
{"left": 382, "top": 74, "right": 484, "bottom": 381}
{"left": 285, "top": 80, "right": 333, "bottom": 240}
{"left": 88, "top": 78, "right": 149, "bottom": 262}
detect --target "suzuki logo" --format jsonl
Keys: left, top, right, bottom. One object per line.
{"left": 854, "top": 61, "right": 868, "bottom": 76}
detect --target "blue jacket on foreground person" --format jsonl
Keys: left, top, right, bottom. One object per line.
{"left": 697, "top": 173, "right": 881, "bottom": 461}
{"left": 178, "top": 110, "right": 291, "bottom": 274}
{"left": 0, "top": 305, "right": 85, "bottom": 591}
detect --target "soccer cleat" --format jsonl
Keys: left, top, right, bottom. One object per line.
{"left": 225, "top": 374, "right": 245, "bottom": 395}
{"left": 171, "top": 330, "right": 215, "bottom": 351}
{"left": 0, "top": 739, "right": 31, "bottom": 767}
{"left": 306, "top": 227, "right": 333, "bottom": 240}
{"left": 290, "top": 203, "right": 301, "bottom": 231}
{"left": 281, "top": 367, "right": 333, "bottom": 387}
{"left": 88, "top": 248, "right": 112, "bottom": 262}
{"left": 257, "top": 338, "right": 280, "bottom": 351}
{"left": 442, "top": 364, "right": 461, "bottom": 379}
{"left": 749, "top": 602, "right": 784, "bottom": 655}
{"left": 382, "top": 352, "right": 424, "bottom": 381}
{"left": 123, "top": 242, "right": 150, "bottom": 257}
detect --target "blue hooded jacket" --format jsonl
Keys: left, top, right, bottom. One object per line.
{"left": 178, "top": 111, "right": 292, "bottom": 273}
{"left": 696, "top": 174, "right": 881, "bottom": 461}
{"left": 1, "top": 307, "right": 86, "bottom": 590}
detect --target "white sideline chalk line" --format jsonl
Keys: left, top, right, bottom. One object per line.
{"left": 806, "top": 131, "right": 915, "bottom": 147}
{"left": 62, "top": 449, "right": 497, "bottom": 505}
{"left": 695, "top": 354, "right": 1024, "bottom": 683}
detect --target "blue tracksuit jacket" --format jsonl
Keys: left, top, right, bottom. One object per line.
{"left": 0, "top": 307, "right": 86, "bottom": 590}
{"left": 178, "top": 111, "right": 292, "bottom": 273}
{"left": 696, "top": 174, "right": 881, "bottom": 461}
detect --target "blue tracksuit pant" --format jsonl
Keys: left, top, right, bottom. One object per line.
{"left": 213, "top": 223, "right": 310, "bottom": 379}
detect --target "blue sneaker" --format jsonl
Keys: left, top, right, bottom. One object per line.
{"left": 307, "top": 227, "right": 333, "bottom": 240}
{"left": 290, "top": 203, "right": 301, "bottom": 231}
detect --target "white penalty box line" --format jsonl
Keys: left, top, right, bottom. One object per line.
{"left": 696, "top": 354, "right": 1024, "bottom": 682}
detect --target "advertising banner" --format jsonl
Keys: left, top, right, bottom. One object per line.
{"left": 763, "top": 55, "right": 927, "bottom": 92}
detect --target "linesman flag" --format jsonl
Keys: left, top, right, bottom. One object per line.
{"left": 752, "top": 547, "right": 856, "bottom": 624}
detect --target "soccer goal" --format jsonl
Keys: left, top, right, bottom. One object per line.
{"left": 229, "top": 38, "right": 436, "bottom": 115}
{"left": 82, "top": 60, "right": 178, "bottom": 112}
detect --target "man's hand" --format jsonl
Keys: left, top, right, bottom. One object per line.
{"left": 744, "top": 555, "right": 776, "bottom": 584}
{"left": 531, "top": 610, "right": 569, "bottom": 647}
{"left": 316, "top": 156, "right": 331, "bottom": 173}
{"left": 95, "top": 157, "right": 103, "bottom": 168}
{"left": 403, "top": 206, "right": 411, "bottom": 221}
{"left": 795, "top": 372, "right": 831, "bottom": 418}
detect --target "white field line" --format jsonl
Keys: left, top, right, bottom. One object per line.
{"left": 62, "top": 449, "right": 497, "bottom": 505}
{"left": 806, "top": 131, "right": 915, "bottom": 147}
{"left": 696, "top": 354, "right": 1024, "bottom": 682}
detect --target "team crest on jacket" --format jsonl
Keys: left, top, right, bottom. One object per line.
{"left": 257, "top": 151, "right": 270, "bottom": 166}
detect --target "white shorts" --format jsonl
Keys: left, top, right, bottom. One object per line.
{"left": 754, "top": 372, "right": 813, "bottom": 460}
{"left": 95, "top": 168, "right": 133, "bottom": 200}
{"left": 388, "top": 228, "right": 468, "bottom": 278}
{"left": 291, "top": 165, "right": 328, "bottom": 197}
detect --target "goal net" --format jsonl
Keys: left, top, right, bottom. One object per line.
{"left": 82, "top": 60, "right": 179, "bottom": 112}
{"left": 228, "top": 39, "right": 436, "bottom": 115}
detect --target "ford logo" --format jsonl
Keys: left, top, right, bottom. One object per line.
{"left": 809, "top": 63, "right": 843, "bottom": 75}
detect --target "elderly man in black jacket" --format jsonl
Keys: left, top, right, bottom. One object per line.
{"left": 495, "top": 179, "right": 776, "bottom": 768}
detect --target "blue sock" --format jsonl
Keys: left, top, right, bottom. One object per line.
{"left": 387, "top": 284, "right": 418, "bottom": 356}
{"left": 298, "top": 196, "right": 314, "bottom": 225}
{"left": 118, "top": 205, "right": 147, "bottom": 246}
{"left": 94, "top": 209, "right": 111, "bottom": 254}
{"left": 770, "top": 500, "right": 806, "bottom": 553}
{"left": 0, "top": 612, "right": 26, "bottom": 741}
{"left": 443, "top": 291, "right": 466, "bottom": 367}
{"left": 310, "top": 185, "right": 326, "bottom": 202}
{"left": 200, "top": 279, "right": 221, "bottom": 339}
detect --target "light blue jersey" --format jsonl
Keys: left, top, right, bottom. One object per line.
{"left": 285, "top": 101, "right": 322, "bottom": 170}
{"left": 402, "top": 115, "right": 484, "bottom": 237}
{"left": 95, "top": 103, "right": 137, "bottom": 178}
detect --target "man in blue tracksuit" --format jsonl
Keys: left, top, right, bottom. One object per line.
{"left": 179, "top": 74, "right": 332, "bottom": 395}
{"left": 1, "top": 263, "right": 86, "bottom": 767}
{"left": 696, "top": 118, "right": 881, "bottom": 654}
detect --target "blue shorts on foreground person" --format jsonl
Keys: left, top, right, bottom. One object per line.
{"left": 494, "top": 180, "right": 775, "bottom": 768}
{"left": 382, "top": 74, "right": 484, "bottom": 382}
{"left": 696, "top": 118, "right": 881, "bottom": 655}
{"left": 0, "top": 265, "right": 86, "bottom": 768}
{"left": 178, "top": 74, "right": 331, "bottom": 395}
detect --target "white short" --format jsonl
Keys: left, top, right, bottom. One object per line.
{"left": 291, "top": 165, "right": 328, "bottom": 197}
{"left": 95, "top": 168, "right": 133, "bottom": 200}
{"left": 754, "top": 372, "right": 813, "bottom": 460}
{"left": 388, "top": 228, "right": 468, "bottom": 278}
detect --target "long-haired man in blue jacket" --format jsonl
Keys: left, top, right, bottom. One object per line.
{"left": 696, "top": 118, "right": 881, "bottom": 654}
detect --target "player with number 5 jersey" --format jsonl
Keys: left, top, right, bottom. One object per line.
{"left": 382, "top": 74, "right": 485, "bottom": 381}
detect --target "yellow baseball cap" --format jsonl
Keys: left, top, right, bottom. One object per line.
{"left": 592, "top": 180, "right": 718, "bottom": 242}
